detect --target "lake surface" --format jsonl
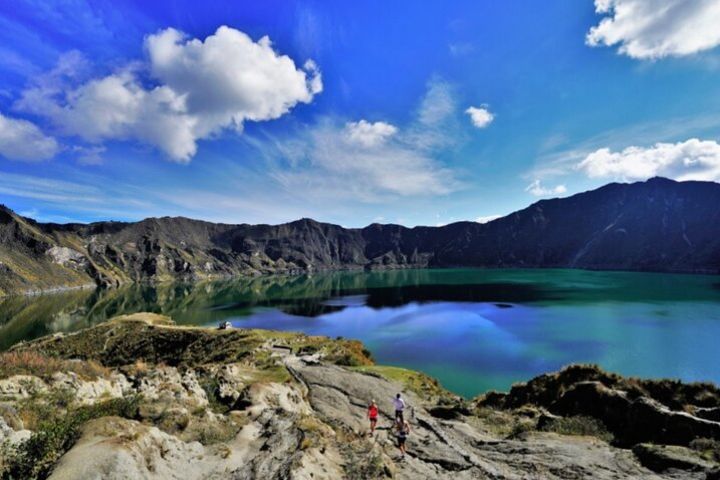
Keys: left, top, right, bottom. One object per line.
{"left": 2, "top": 268, "right": 720, "bottom": 398}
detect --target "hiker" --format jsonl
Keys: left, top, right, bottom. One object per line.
{"left": 393, "top": 393, "right": 406, "bottom": 423}
{"left": 368, "top": 399, "right": 379, "bottom": 435}
{"left": 395, "top": 419, "right": 411, "bottom": 460}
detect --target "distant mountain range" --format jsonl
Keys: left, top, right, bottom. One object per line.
{"left": 2, "top": 177, "right": 719, "bottom": 295}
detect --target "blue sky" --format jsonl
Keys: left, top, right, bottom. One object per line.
{"left": 1, "top": 0, "right": 720, "bottom": 226}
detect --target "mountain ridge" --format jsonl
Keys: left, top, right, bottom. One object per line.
{"left": 1, "top": 177, "right": 719, "bottom": 295}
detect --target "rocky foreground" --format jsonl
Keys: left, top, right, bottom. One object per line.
{"left": 1, "top": 314, "right": 720, "bottom": 479}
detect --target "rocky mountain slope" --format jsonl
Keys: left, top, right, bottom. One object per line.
{"left": 2, "top": 177, "right": 720, "bottom": 295}
{"left": 1, "top": 314, "right": 720, "bottom": 479}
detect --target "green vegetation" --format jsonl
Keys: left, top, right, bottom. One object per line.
{"left": 0, "top": 351, "right": 109, "bottom": 381}
{"left": 350, "top": 365, "right": 449, "bottom": 400}
{"left": 297, "top": 415, "right": 329, "bottom": 451}
{"left": 199, "top": 376, "right": 232, "bottom": 414}
{"left": 189, "top": 418, "right": 242, "bottom": 446}
{"left": 690, "top": 438, "right": 720, "bottom": 463}
{"left": 539, "top": 415, "right": 614, "bottom": 443}
{"left": 341, "top": 441, "right": 387, "bottom": 480}
{"left": 12, "top": 313, "right": 372, "bottom": 369}
{"left": 1, "top": 396, "right": 140, "bottom": 480}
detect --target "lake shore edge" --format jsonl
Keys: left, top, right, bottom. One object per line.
{"left": 2, "top": 313, "right": 720, "bottom": 479}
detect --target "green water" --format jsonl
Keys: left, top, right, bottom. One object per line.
{"left": 2, "top": 268, "right": 720, "bottom": 397}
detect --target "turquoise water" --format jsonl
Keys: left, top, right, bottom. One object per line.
{"left": 2, "top": 268, "right": 720, "bottom": 397}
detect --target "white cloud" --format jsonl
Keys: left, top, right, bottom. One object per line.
{"left": 73, "top": 145, "right": 106, "bottom": 165}
{"left": 0, "top": 171, "right": 104, "bottom": 204}
{"left": 344, "top": 120, "right": 397, "bottom": 147}
{"left": 525, "top": 179, "right": 567, "bottom": 197}
{"left": 243, "top": 80, "right": 465, "bottom": 203}
{"left": 404, "top": 79, "right": 464, "bottom": 151}
{"left": 465, "top": 106, "right": 494, "bottom": 128}
{"left": 586, "top": 0, "right": 720, "bottom": 59}
{"left": 476, "top": 214, "right": 502, "bottom": 224}
{"left": 576, "top": 138, "right": 720, "bottom": 181}
{"left": 418, "top": 79, "right": 456, "bottom": 126}
{"left": 145, "top": 26, "right": 321, "bottom": 131}
{"left": 27, "top": 69, "right": 199, "bottom": 161}
{"left": 0, "top": 112, "right": 59, "bottom": 161}
{"left": 271, "top": 119, "right": 459, "bottom": 199}
{"left": 16, "top": 26, "right": 322, "bottom": 162}
{"left": 225, "top": 78, "right": 463, "bottom": 204}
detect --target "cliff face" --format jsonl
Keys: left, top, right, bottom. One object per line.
{"left": 2, "top": 177, "right": 720, "bottom": 295}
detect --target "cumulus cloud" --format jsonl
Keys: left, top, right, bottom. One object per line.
{"left": 586, "top": 0, "right": 720, "bottom": 59}
{"left": 145, "top": 26, "right": 321, "bottom": 130}
{"left": 344, "top": 120, "right": 397, "bottom": 147}
{"left": 525, "top": 179, "right": 567, "bottom": 197}
{"left": 23, "top": 70, "right": 198, "bottom": 161}
{"left": 476, "top": 214, "right": 502, "bottom": 224}
{"left": 465, "top": 106, "right": 494, "bottom": 128}
{"left": 16, "top": 26, "right": 322, "bottom": 162}
{"left": 0, "top": 112, "right": 59, "bottom": 161}
{"left": 576, "top": 138, "right": 720, "bottom": 181}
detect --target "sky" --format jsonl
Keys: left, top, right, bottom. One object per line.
{"left": 1, "top": 0, "right": 720, "bottom": 226}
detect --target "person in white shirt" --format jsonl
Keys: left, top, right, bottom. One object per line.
{"left": 393, "top": 393, "right": 406, "bottom": 423}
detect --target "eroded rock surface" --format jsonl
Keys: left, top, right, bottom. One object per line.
{"left": 1, "top": 315, "right": 718, "bottom": 479}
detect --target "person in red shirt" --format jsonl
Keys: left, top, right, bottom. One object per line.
{"left": 368, "top": 399, "right": 379, "bottom": 436}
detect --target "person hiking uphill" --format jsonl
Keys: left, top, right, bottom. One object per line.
{"left": 395, "top": 419, "right": 411, "bottom": 460}
{"left": 367, "top": 399, "right": 378, "bottom": 436}
{"left": 393, "top": 393, "right": 406, "bottom": 423}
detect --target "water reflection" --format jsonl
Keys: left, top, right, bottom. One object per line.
{"left": 2, "top": 269, "right": 720, "bottom": 397}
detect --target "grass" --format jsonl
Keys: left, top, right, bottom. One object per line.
{"left": 690, "top": 438, "right": 720, "bottom": 463}
{"left": 297, "top": 415, "right": 329, "bottom": 451}
{"left": 13, "top": 314, "right": 373, "bottom": 370}
{"left": 340, "top": 442, "right": 386, "bottom": 480}
{"left": 17, "top": 388, "right": 75, "bottom": 432}
{"left": 0, "top": 351, "right": 109, "bottom": 381}
{"left": 483, "top": 363, "right": 720, "bottom": 412}
{"left": 1, "top": 396, "right": 140, "bottom": 480}
{"left": 199, "top": 377, "right": 232, "bottom": 414}
{"left": 539, "top": 415, "right": 614, "bottom": 442}
{"left": 182, "top": 415, "right": 243, "bottom": 446}
{"left": 350, "top": 365, "right": 450, "bottom": 400}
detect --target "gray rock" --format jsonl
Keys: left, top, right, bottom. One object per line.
{"left": 633, "top": 443, "right": 717, "bottom": 473}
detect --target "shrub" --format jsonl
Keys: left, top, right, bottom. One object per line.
{"left": 539, "top": 415, "right": 613, "bottom": 442}
{"left": 506, "top": 418, "right": 535, "bottom": 439}
{"left": 199, "top": 377, "right": 230, "bottom": 414}
{"left": 0, "top": 351, "right": 109, "bottom": 381}
{"left": 690, "top": 438, "right": 720, "bottom": 462}
{"left": 2, "top": 396, "right": 140, "bottom": 480}
{"left": 341, "top": 445, "right": 386, "bottom": 480}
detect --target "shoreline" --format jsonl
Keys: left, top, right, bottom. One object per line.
{"left": 3, "top": 263, "right": 719, "bottom": 299}
{"left": 3, "top": 314, "right": 720, "bottom": 479}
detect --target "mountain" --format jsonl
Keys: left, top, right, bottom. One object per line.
{"left": 1, "top": 177, "right": 720, "bottom": 295}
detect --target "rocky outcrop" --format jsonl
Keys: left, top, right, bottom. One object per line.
{"left": 632, "top": 444, "right": 718, "bottom": 473}
{"left": 2, "top": 315, "right": 719, "bottom": 479}
{"left": 2, "top": 177, "right": 720, "bottom": 295}
{"left": 478, "top": 363, "right": 720, "bottom": 477}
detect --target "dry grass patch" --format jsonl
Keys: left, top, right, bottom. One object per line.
{"left": 0, "top": 351, "right": 109, "bottom": 381}
{"left": 539, "top": 415, "right": 613, "bottom": 442}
